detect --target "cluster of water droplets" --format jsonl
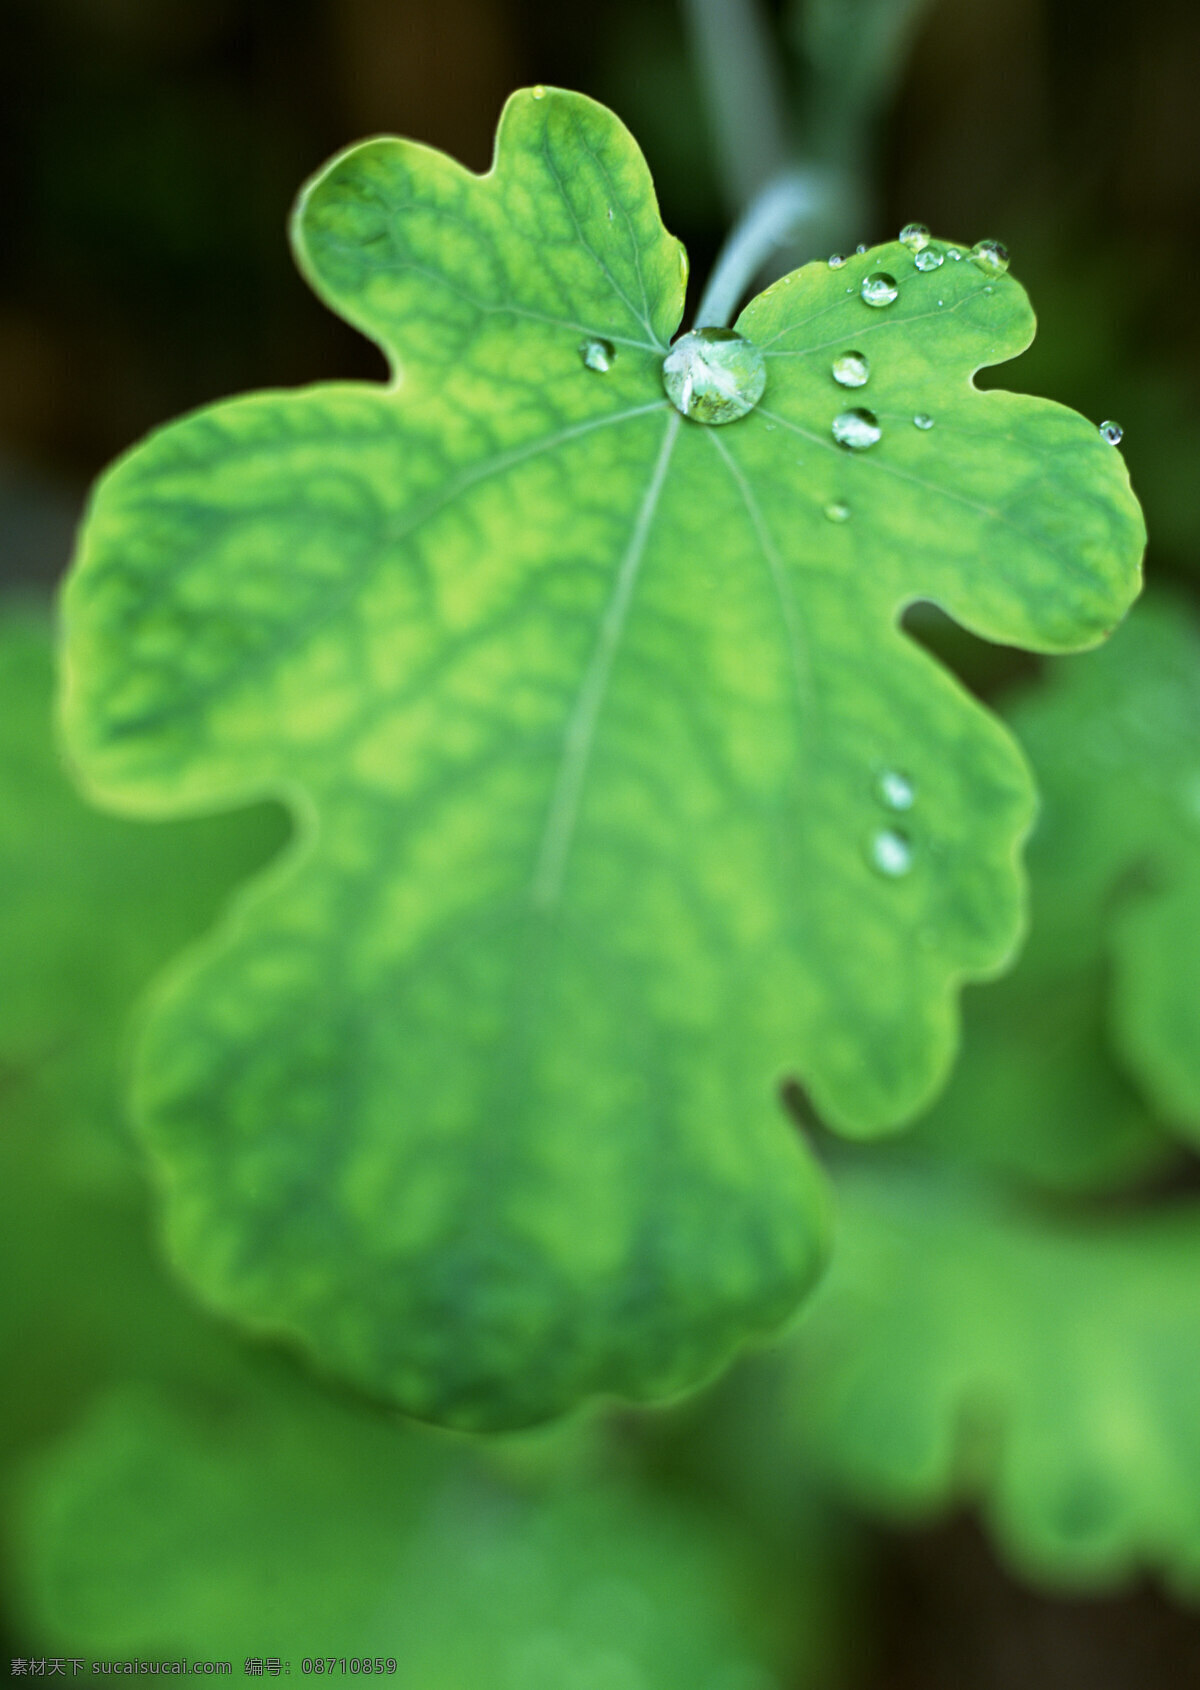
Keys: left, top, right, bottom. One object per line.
{"left": 869, "top": 767, "right": 917, "bottom": 878}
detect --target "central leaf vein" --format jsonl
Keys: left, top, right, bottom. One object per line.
{"left": 530, "top": 410, "right": 682, "bottom": 908}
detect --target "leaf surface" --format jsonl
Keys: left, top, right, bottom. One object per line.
{"left": 16, "top": 1380, "right": 804, "bottom": 1684}
{"left": 1010, "top": 592, "right": 1200, "bottom": 1142}
{"left": 60, "top": 88, "right": 1144, "bottom": 1426}
{"left": 0, "top": 605, "right": 286, "bottom": 1456}
{"left": 775, "top": 1153, "right": 1200, "bottom": 1593}
{"left": 917, "top": 592, "right": 1200, "bottom": 1185}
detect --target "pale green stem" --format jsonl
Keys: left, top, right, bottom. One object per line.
{"left": 679, "top": 0, "right": 793, "bottom": 212}
{"left": 693, "top": 166, "right": 834, "bottom": 328}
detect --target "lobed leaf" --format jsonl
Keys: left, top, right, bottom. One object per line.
{"left": 774, "top": 1153, "right": 1200, "bottom": 1593}
{"left": 59, "top": 88, "right": 1144, "bottom": 1426}
{"left": 1004, "top": 592, "right": 1200, "bottom": 1143}
{"left": 15, "top": 1379, "right": 804, "bottom": 1685}
{"left": 0, "top": 606, "right": 286, "bottom": 1456}
{"left": 917, "top": 591, "right": 1200, "bottom": 1186}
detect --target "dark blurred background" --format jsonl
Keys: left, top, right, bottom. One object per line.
{"left": 2, "top": 0, "right": 1199, "bottom": 1682}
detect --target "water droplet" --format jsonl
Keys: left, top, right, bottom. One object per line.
{"left": 606, "top": 206, "right": 615, "bottom": 222}
{"left": 531, "top": 85, "right": 547, "bottom": 100}
{"left": 831, "top": 350, "right": 870, "bottom": 388}
{"left": 828, "top": 253, "right": 847, "bottom": 269}
{"left": 900, "top": 222, "right": 931, "bottom": 251}
{"left": 870, "top": 828, "right": 913, "bottom": 877}
{"left": 877, "top": 769, "right": 916, "bottom": 810}
{"left": 1099, "top": 419, "right": 1124, "bottom": 446}
{"left": 970, "top": 238, "right": 1010, "bottom": 275}
{"left": 946, "top": 247, "right": 963, "bottom": 260}
{"left": 861, "top": 273, "right": 899, "bottom": 308}
{"left": 914, "top": 248, "right": 944, "bottom": 272}
{"left": 912, "top": 412, "right": 934, "bottom": 430}
{"left": 832, "top": 408, "right": 882, "bottom": 451}
{"left": 824, "top": 499, "right": 851, "bottom": 522}
{"left": 579, "top": 337, "right": 616, "bottom": 373}
{"left": 662, "top": 328, "right": 766, "bottom": 425}
{"left": 855, "top": 242, "right": 868, "bottom": 254}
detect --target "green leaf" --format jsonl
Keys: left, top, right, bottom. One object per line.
{"left": 773, "top": 1153, "right": 1200, "bottom": 1593}
{"left": 0, "top": 606, "right": 287, "bottom": 1175}
{"left": 59, "top": 87, "right": 1143, "bottom": 1427}
{"left": 1012, "top": 591, "right": 1200, "bottom": 1141}
{"left": 0, "top": 604, "right": 286, "bottom": 1457}
{"left": 15, "top": 1379, "right": 804, "bottom": 1683}
{"left": 917, "top": 591, "right": 1200, "bottom": 1186}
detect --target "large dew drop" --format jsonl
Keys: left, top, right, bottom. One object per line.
{"left": 832, "top": 350, "right": 870, "bottom": 388}
{"left": 1099, "top": 419, "right": 1125, "bottom": 445}
{"left": 870, "top": 828, "right": 913, "bottom": 877}
{"left": 662, "top": 328, "right": 766, "bottom": 425}
{"left": 900, "top": 222, "right": 931, "bottom": 252}
{"left": 832, "top": 408, "right": 882, "bottom": 451}
{"left": 861, "top": 273, "right": 899, "bottom": 308}
{"left": 579, "top": 337, "right": 616, "bottom": 373}
{"left": 914, "top": 248, "right": 944, "bottom": 272}
{"left": 970, "top": 238, "right": 1010, "bottom": 276}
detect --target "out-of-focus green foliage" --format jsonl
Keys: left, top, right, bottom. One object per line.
{"left": 773, "top": 1152, "right": 1200, "bottom": 1595}
{"left": 913, "top": 594, "right": 1200, "bottom": 1186}
{"left": 0, "top": 602, "right": 841, "bottom": 1686}
{"left": 730, "top": 594, "right": 1200, "bottom": 1595}
{"left": 60, "top": 86, "right": 1142, "bottom": 1431}
{"left": 918, "top": 593, "right": 1200, "bottom": 1184}
{"left": 0, "top": 606, "right": 286, "bottom": 1460}
{"left": 17, "top": 1378, "right": 800, "bottom": 1682}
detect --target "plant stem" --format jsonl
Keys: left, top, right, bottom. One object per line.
{"left": 693, "top": 166, "right": 833, "bottom": 327}
{"left": 679, "top": 0, "right": 793, "bottom": 212}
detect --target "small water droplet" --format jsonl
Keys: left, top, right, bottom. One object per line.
{"left": 828, "top": 253, "right": 847, "bottom": 269}
{"left": 855, "top": 242, "right": 868, "bottom": 254}
{"left": 899, "top": 222, "right": 931, "bottom": 252}
{"left": 946, "top": 248, "right": 963, "bottom": 261}
{"left": 914, "top": 248, "right": 944, "bottom": 272}
{"left": 861, "top": 273, "right": 899, "bottom": 308}
{"left": 831, "top": 350, "right": 870, "bottom": 388}
{"left": 877, "top": 769, "right": 916, "bottom": 810}
{"left": 937, "top": 299, "right": 944, "bottom": 306}
{"left": 970, "top": 238, "right": 1010, "bottom": 275}
{"left": 606, "top": 206, "right": 615, "bottom": 222}
{"left": 1099, "top": 419, "right": 1124, "bottom": 446}
{"left": 870, "top": 828, "right": 913, "bottom": 877}
{"left": 531, "top": 85, "right": 547, "bottom": 100}
{"left": 579, "top": 337, "right": 616, "bottom": 373}
{"left": 912, "top": 412, "right": 934, "bottom": 430}
{"left": 662, "top": 328, "right": 766, "bottom": 424}
{"left": 832, "top": 407, "right": 882, "bottom": 450}
{"left": 824, "top": 499, "right": 851, "bottom": 522}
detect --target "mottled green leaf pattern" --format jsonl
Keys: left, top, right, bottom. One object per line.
{"left": 60, "top": 87, "right": 1143, "bottom": 1426}
{"left": 0, "top": 607, "right": 286, "bottom": 1457}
